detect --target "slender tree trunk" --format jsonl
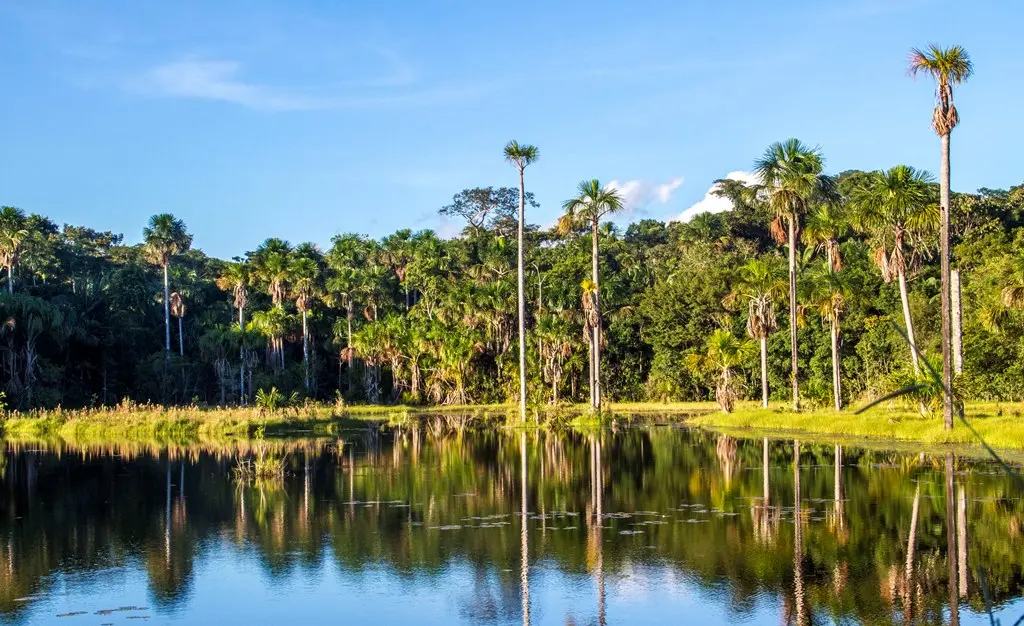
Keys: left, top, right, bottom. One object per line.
{"left": 178, "top": 316, "right": 184, "bottom": 357}
{"left": 760, "top": 336, "right": 769, "bottom": 408}
{"left": 830, "top": 321, "right": 841, "bottom": 411}
{"left": 516, "top": 168, "right": 528, "bottom": 422}
{"left": 952, "top": 269, "right": 963, "bottom": 375}
{"left": 940, "top": 133, "right": 954, "bottom": 430}
{"left": 302, "top": 310, "right": 310, "bottom": 393}
{"left": 6, "top": 265, "right": 12, "bottom": 294}
{"left": 897, "top": 268, "right": 921, "bottom": 375}
{"left": 239, "top": 305, "right": 245, "bottom": 405}
{"left": 591, "top": 218, "right": 602, "bottom": 412}
{"left": 788, "top": 215, "right": 799, "bottom": 410}
{"left": 163, "top": 264, "right": 171, "bottom": 357}
{"left": 346, "top": 307, "right": 354, "bottom": 367}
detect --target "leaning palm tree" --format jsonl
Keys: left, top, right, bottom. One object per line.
{"left": 291, "top": 256, "right": 321, "bottom": 393}
{"left": 908, "top": 44, "right": 973, "bottom": 430}
{"left": 849, "top": 165, "right": 938, "bottom": 375}
{"left": 802, "top": 264, "right": 858, "bottom": 411}
{"left": 752, "top": 140, "right": 838, "bottom": 410}
{"left": 169, "top": 291, "right": 186, "bottom": 357}
{"left": 504, "top": 140, "right": 539, "bottom": 422}
{"left": 142, "top": 214, "right": 193, "bottom": 357}
{"left": 216, "top": 261, "right": 251, "bottom": 402}
{"left": 561, "top": 180, "right": 625, "bottom": 411}
{"left": 725, "top": 258, "right": 787, "bottom": 408}
{"left": 0, "top": 207, "right": 28, "bottom": 294}
{"left": 685, "top": 329, "right": 754, "bottom": 413}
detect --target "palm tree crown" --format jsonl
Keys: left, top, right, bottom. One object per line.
{"left": 560, "top": 180, "right": 625, "bottom": 230}
{"left": 142, "top": 214, "right": 192, "bottom": 267}
{"left": 849, "top": 166, "right": 938, "bottom": 281}
{"left": 908, "top": 45, "right": 974, "bottom": 136}
{"left": 753, "top": 139, "right": 839, "bottom": 239}
{"left": 504, "top": 141, "right": 539, "bottom": 172}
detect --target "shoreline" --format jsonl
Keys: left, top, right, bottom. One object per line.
{"left": 2, "top": 400, "right": 1023, "bottom": 454}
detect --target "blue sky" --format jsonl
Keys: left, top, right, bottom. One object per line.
{"left": 0, "top": 0, "right": 1021, "bottom": 258}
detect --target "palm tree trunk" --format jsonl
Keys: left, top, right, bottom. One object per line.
{"left": 163, "top": 264, "right": 171, "bottom": 356}
{"left": 6, "top": 265, "right": 12, "bottom": 294}
{"left": 302, "top": 309, "right": 310, "bottom": 393}
{"left": 239, "top": 305, "right": 245, "bottom": 405}
{"left": 760, "top": 336, "right": 769, "bottom": 408}
{"left": 591, "top": 218, "right": 602, "bottom": 412}
{"left": 346, "top": 306, "right": 354, "bottom": 367}
{"left": 897, "top": 268, "right": 921, "bottom": 375}
{"left": 788, "top": 216, "right": 799, "bottom": 410}
{"left": 952, "top": 269, "right": 963, "bottom": 375}
{"left": 516, "top": 167, "right": 528, "bottom": 422}
{"left": 830, "top": 321, "right": 841, "bottom": 411}
{"left": 940, "top": 133, "right": 954, "bottom": 430}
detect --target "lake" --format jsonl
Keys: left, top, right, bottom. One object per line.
{"left": 1, "top": 422, "right": 1022, "bottom": 625}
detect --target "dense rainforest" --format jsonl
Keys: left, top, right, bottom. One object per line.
{"left": 0, "top": 156, "right": 1022, "bottom": 411}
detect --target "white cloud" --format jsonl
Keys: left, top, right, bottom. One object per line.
{"left": 138, "top": 60, "right": 330, "bottom": 111}
{"left": 672, "top": 171, "right": 759, "bottom": 222}
{"left": 130, "top": 58, "right": 487, "bottom": 111}
{"left": 605, "top": 176, "right": 685, "bottom": 213}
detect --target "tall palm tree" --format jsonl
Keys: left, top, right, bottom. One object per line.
{"left": 725, "top": 258, "right": 787, "bottom": 407}
{"left": 561, "top": 180, "right": 624, "bottom": 412}
{"left": 0, "top": 207, "right": 28, "bottom": 294}
{"left": 685, "top": 328, "right": 754, "bottom": 413}
{"left": 908, "top": 44, "right": 973, "bottom": 430}
{"left": 142, "top": 214, "right": 193, "bottom": 357}
{"left": 251, "top": 238, "right": 292, "bottom": 368}
{"left": 216, "top": 261, "right": 251, "bottom": 402}
{"left": 849, "top": 165, "right": 938, "bottom": 375}
{"left": 291, "top": 256, "right": 321, "bottom": 393}
{"left": 504, "top": 140, "right": 539, "bottom": 422}
{"left": 169, "top": 291, "right": 185, "bottom": 356}
{"left": 802, "top": 264, "right": 858, "bottom": 411}
{"left": 752, "top": 139, "right": 838, "bottom": 410}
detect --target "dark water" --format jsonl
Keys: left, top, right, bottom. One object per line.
{"left": 0, "top": 424, "right": 1022, "bottom": 625}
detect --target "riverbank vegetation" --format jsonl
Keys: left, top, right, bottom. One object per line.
{"left": 0, "top": 45, "right": 1017, "bottom": 437}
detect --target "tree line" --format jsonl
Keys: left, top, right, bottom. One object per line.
{"left": 0, "top": 43, "right": 1019, "bottom": 413}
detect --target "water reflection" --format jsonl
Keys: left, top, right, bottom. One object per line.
{"left": 0, "top": 426, "right": 1021, "bottom": 625}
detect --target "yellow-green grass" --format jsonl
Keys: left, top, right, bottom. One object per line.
{"left": 687, "top": 402, "right": 1024, "bottom": 451}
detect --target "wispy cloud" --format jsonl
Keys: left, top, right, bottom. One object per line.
{"left": 672, "top": 171, "right": 758, "bottom": 222}
{"left": 129, "top": 58, "right": 487, "bottom": 111}
{"left": 606, "top": 176, "right": 685, "bottom": 214}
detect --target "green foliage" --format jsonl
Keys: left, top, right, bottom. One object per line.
{"left": 0, "top": 144, "right": 1022, "bottom": 412}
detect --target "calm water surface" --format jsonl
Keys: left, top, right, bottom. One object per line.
{"left": 0, "top": 423, "right": 1022, "bottom": 625}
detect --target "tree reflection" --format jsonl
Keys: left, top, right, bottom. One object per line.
{"left": 0, "top": 428, "right": 1019, "bottom": 625}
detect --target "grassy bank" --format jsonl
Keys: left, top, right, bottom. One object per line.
{"left": 0, "top": 400, "right": 713, "bottom": 445}
{"left": 687, "top": 402, "right": 1024, "bottom": 451}
{"left": 5, "top": 399, "right": 1022, "bottom": 453}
